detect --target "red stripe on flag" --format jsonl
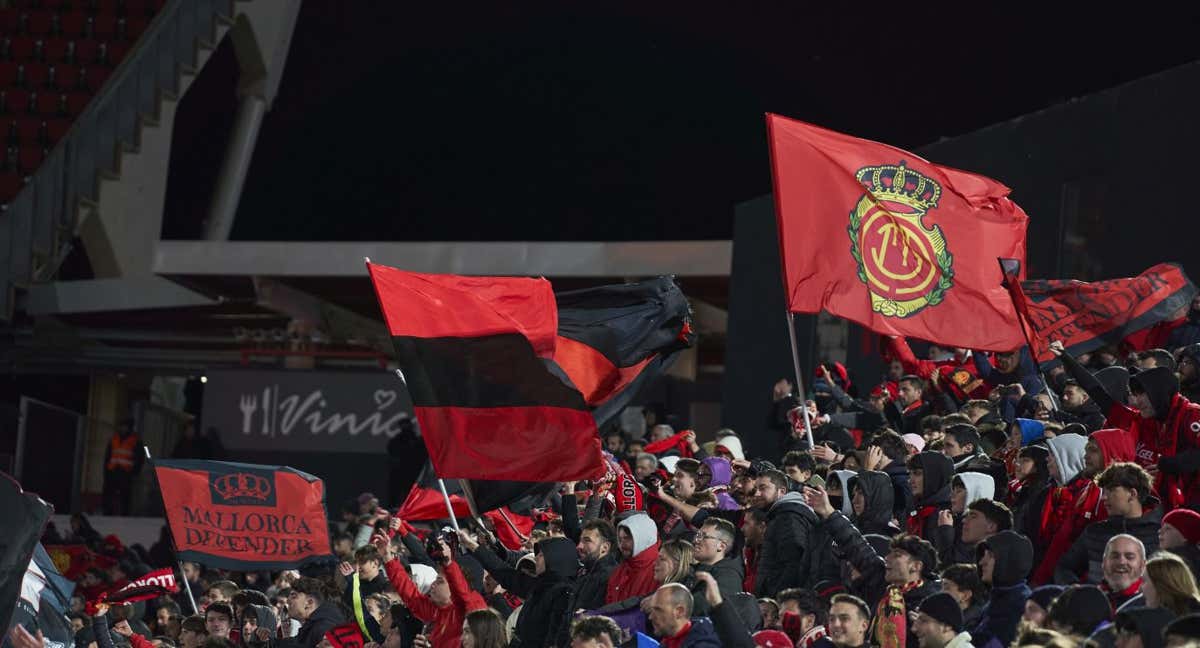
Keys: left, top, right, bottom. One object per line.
{"left": 367, "top": 263, "right": 558, "bottom": 358}
{"left": 553, "top": 335, "right": 656, "bottom": 406}
{"left": 416, "top": 405, "right": 604, "bottom": 482}
{"left": 397, "top": 485, "right": 473, "bottom": 521}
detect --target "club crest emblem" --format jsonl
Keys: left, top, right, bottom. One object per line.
{"left": 848, "top": 161, "right": 954, "bottom": 317}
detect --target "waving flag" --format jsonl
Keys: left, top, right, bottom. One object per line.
{"left": 768, "top": 114, "right": 1029, "bottom": 351}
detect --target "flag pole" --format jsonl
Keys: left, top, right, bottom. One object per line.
{"left": 997, "top": 259, "right": 1059, "bottom": 411}
{"left": 785, "top": 311, "right": 816, "bottom": 450}
{"left": 144, "top": 447, "right": 198, "bottom": 614}
{"left": 435, "top": 478, "right": 461, "bottom": 534}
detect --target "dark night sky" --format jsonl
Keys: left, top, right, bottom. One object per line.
{"left": 161, "top": 4, "right": 1200, "bottom": 242}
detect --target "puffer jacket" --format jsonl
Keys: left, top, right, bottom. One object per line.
{"left": 852, "top": 470, "right": 897, "bottom": 537}
{"left": 754, "top": 491, "right": 818, "bottom": 597}
{"left": 472, "top": 536, "right": 579, "bottom": 648}
{"left": 1054, "top": 497, "right": 1163, "bottom": 585}
{"left": 972, "top": 530, "right": 1033, "bottom": 648}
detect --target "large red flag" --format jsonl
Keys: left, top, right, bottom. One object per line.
{"left": 767, "top": 114, "right": 1029, "bottom": 351}
{"left": 367, "top": 263, "right": 604, "bottom": 483}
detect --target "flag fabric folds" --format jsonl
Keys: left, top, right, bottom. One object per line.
{"left": 1001, "top": 260, "right": 1197, "bottom": 365}
{"left": 767, "top": 113, "right": 1030, "bottom": 351}
{"left": 368, "top": 264, "right": 604, "bottom": 483}
{"left": 0, "top": 472, "right": 53, "bottom": 639}
{"left": 153, "top": 459, "right": 332, "bottom": 571}
{"left": 89, "top": 567, "right": 179, "bottom": 612}
{"left": 11, "top": 544, "right": 76, "bottom": 648}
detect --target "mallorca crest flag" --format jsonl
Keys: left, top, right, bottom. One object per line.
{"left": 153, "top": 459, "right": 332, "bottom": 571}
{"left": 767, "top": 114, "right": 1030, "bottom": 351}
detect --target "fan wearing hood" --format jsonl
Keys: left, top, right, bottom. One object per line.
{"left": 825, "top": 470, "right": 858, "bottom": 517}
{"left": 933, "top": 472, "right": 996, "bottom": 566}
{"left": 851, "top": 471, "right": 897, "bottom": 537}
{"left": 605, "top": 513, "right": 661, "bottom": 605}
{"left": 1008, "top": 444, "right": 1052, "bottom": 563}
{"left": 698, "top": 457, "right": 740, "bottom": 511}
{"left": 465, "top": 533, "right": 579, "bottom": 647}
{"left": 971, "top": 530, "right": 1034, "bottom": 648}
{"left": 904, "top": 452, "right": 954, "bottom": 541}
{"left": 1028, "top": 433, "right": 1091, "bottom": 585}
{"left": 1033, "top": 429, "right": 1135, "bottom": 585}
{"left": 1058, "top": 346, "right": 1200, "bottom": 511}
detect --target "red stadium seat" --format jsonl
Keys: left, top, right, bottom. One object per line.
{"left": 8, "top": 36, "right": 37, "bottom": 61}
{"left": 58, "top": 11, "right": 86, "bottom": 38}
{"left": 122, "top": 15, "right": 148, "bottom": 41}
{"left": 0, "top": 172, "right": 24, "bottom": 204}
{"left": 64, "top": 90, "right": 89, "bottom": 115}
{"left": 52, "top": 64, "right": 80, "bottom": 90}
{"left": 12, "top": 117, "right": 43, "bottom": 144}
{"left": 0, "top": 62, "right": 18, "bottom": 88}
{"left": 34, "top": 91, "right": 62, "bottom": 115}
{"left": 3, "top": 89, "right": 33, "bottom": 114}
{"left": 105, "top": 41, "right": 129, "bottom": 65}
{"left": 43, "top": 117, "right": 69, "bottom": 145}
{"left": 22, "top": 62, "right": 50, "bottom": 88}
{"left": 24, "top": 11, "right": 55, "bottom": 36}
{"left": 0, "top": 10, "right": 20, "bottom": 34}
{"left": 42, "top": 37, "right": 71, "bottom": 63}
{"left": 83, "top": 65, "right": 110, "bottom": 91}
{"left": 17, "top": 145, "right": 44, "bottom": 174}
{"left": 73, "top": 38, "right": 99, "bottom": 64}
{"left": 90, "top": 14, "right": 115, "bottom": 39}
{"left": 92, "top": 0, "right": 119, "bottom": 14}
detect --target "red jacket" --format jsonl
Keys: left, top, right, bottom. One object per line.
{"left": 605, "top": 542, "right": 660, "bottom": 604}
{"left": 1107, "top": 395, "right": 1200, "bottom": 511}
{"left": 384, "top": 558, "right": 485, "bottom": 648}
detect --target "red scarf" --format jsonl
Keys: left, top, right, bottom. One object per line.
{"left": 743, "top": 545, "right": 759, "bottom": 593}
{"left": 907, "top": 506, "right": 938, "bottom": 538}
{"left": 660, "top": 621, "right": 693, "bottom": 648}
{"left": 874, "top": 580, "right": 923, "bottom": 648}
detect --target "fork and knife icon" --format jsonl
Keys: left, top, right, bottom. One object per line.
{"left": 239, "top": 386, "right": 279, "bottom": 436}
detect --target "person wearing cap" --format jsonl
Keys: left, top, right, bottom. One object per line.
{"left": 1162, "top": 508, "right": 1200, "bottom": 577}
{"left": 1021, "top": 585, "right": 1063, "bottom": 630}
{"left": 913, "top": 592, "right": 974, "bottom": 648}
{"left": 1045, "top": 584, "right": 1113, "bottom": 639}
{"left": 971, "top": 530, "right": 1034, "bottom": 648}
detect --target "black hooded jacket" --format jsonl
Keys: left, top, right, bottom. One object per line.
{"left": 971, "top": 530, "right": 1033, "bottom": 648}
{"left": 472, "top": 536, "right": 579, "bottom": 647}
{"left": 1055, "top": 497, "right": 1163, "bottom": 585}
{"left": 851, "top": 471, "right": 896, "bottom": 537}
{"left": 1134, "top": 367, "right": 1181, "bottom": 421}
{"left": 277, "top": 601, "right": 346, "bottom": 648}
{"left": 574, "top": 551, "right": 618, "bottom": 611}
{"left": 907, "top": 452, "right": 954, "bottom": 540}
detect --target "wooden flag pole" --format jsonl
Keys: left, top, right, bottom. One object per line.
{"left": 785, "top": 311, "right": 816, "bottom": 450}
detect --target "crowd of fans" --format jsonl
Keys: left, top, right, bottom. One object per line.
{"left": 14, "top": 313, "right": 1200, "bottom": 648}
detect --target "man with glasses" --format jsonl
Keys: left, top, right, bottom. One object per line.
{"left": 692, "top": 519, "right": 744, "bottom": 602}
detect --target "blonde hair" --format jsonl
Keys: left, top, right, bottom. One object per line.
{"left": 658, "top": 539, "right": 696, "bottom": 585}
{"left": 1146, "top": 551, "right": 1200, "bottom": 616}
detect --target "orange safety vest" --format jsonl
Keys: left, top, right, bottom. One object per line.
{"left": 107, "top": 435, "right": 137, "bottom": 471}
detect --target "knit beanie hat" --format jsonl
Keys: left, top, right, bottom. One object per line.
{"left": 917, "top": 592, "right": 964, "bottom": 633}
{"left": 1029, "top": 585, "right": 1065, "bottom": 612}
{"left": 753, "top": 630, "right": 794, "bottom": 648}
{"left": 1164, "top": 508, "right": 1200, "bottom": 544}
{"left": 1048, "top": 585, "right": 1113, "bottom": 636}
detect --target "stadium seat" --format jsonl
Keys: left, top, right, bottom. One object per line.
{"left": 105, "top": 41, "right": 129, "bottom": 65}
{"left": 83, "top": 65, "right": 110, "bottom": 91}
{"left": 17, "top": 145, "right": 44, "bottom": 174}
{"left": 0, "top": 10, "right": 20, "bottom": 34}
{"left": 123, "top": 15, "right": 148, "bottom": 41}
{"left": 22, "top": 62, "right": 51, "bottom": 88}
{"left": 59, "top": 11, "right": 86, "bottom": 38}
{"left": 3, "top": 89, "right": 33, "bottom": 114}
{"left": 0, "top": 62, "right": 18, "bottom": 88}
{"left": 91, "top": 14, "right": 116, "bottom": 40}
{"left": 63, "top": 90, "right": 89, "bottom": 115}
{"left": 43, "top": 117, "right": 69, "bottom": 145}
{"left": 0, "top": 171, "right": 24, "bottom": 204}
{"left": 8, "top": 36, "right": 38, "bottom": 62}
{"left": 25, "top": 10, "right": 56, "bottom": 37}
{"left": 52, "top": 63, "right": 80, "bottom": 90}
{"left": 43, "top": 37, "right": 71, "bottom": 63}
{"left": 74, "top": 38, "right": 99, "bottom": 64}
{"left": 12, "top": 117, "right": 43, "bottom": 144}
{"left": 34, "top": 91, "right": 62, "bottom": 115}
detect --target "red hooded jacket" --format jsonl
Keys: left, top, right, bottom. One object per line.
{"left": 605, "top": 514, "right": 661, "bottom": 604}
{"left": 1031, "top": 429, "right": 1135, "bottom": 585}
{"left": 384, "top": 557, "right": 485, "bottom": 648}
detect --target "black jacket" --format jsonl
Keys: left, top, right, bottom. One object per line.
{"left": 881, "top": 462, "right": 913, "bottom": 524}
{"left": 574, "top": 551, "right": 618, "bottom": 611}
{"left": 472, "top": 536, "right": 578, "bottom": 647}
{"left": 1054, "top": 499, "right": 1163, "bottom": 585}
{"left": 884, "top": 400, "right": 932, "bottom": 439}
{"left": 972, "top": 530, "right": 1033, "bottom": 648}
{"left": 695, "top": 554, "right": 745, "bottom": 602}
{"left": 709, "top": 600, "right": 755, "bottom": 648}
{"left": 755, "top": 492, "right": 817, "bottom": 597}
{"left": 277, "top": 601, "right": 346, "bottom": 648}
{"left": 931, "top": 513, "right": 976, "bottom": 566}
{"left": 852, "top": 471, "right": 897, "bottom": 537}
{"left": 907, "top": 452, "right": 954, "bottom": 541}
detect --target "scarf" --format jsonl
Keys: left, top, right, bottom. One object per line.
{"left": 660, "top": 621, "right": 693, "bottom": 648}
{"left": 874, "top": 580, "right": 922, "bottom": 648}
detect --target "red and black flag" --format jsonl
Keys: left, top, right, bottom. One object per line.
{"left": 1001, "top": 259, "right": 1196, "bottom": 365}
{"left": 86, "top": 567, "right": 179, "bottom": 614}
{"left": 153, "top": 459, "right": 332, "bottom": 571}
{"left": 553, "top": 276, "right": 696, "bottom": 427}
{"left": 367, "top": 264, "right": 606, "bottom": 483}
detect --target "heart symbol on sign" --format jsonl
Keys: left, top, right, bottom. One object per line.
{"left": 374, "top": 390, "right": 397, "bottom": 410}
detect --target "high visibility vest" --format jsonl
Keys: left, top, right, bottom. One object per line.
{"left": 107, "top": 435, "right": 137, "bottom": 471}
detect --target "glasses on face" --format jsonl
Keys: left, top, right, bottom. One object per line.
{"left": 694, "top": 533, "right": 720, "bottom": 543}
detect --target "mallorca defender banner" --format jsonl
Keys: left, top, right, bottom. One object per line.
{"left": 767, "top": 114, "right": 1030, "bottom": 351}
{"left": 1001, "top": 260, "right": 1196, "bottom": 364}
{"left": 153, "top": 459, "right": 331, "bottom": 571}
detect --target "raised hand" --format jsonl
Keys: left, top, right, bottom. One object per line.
{"left": 938, "top": 510, "right": 954, "bottom": 527}
{"left": 1048, "top": 340, "right": 1065, "bottom": 357}
{"left": 802, "top": 486, "right": 834, "bottom": 519}
{"left": 338, "top": 562, "right": 355, "bottom": 577}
